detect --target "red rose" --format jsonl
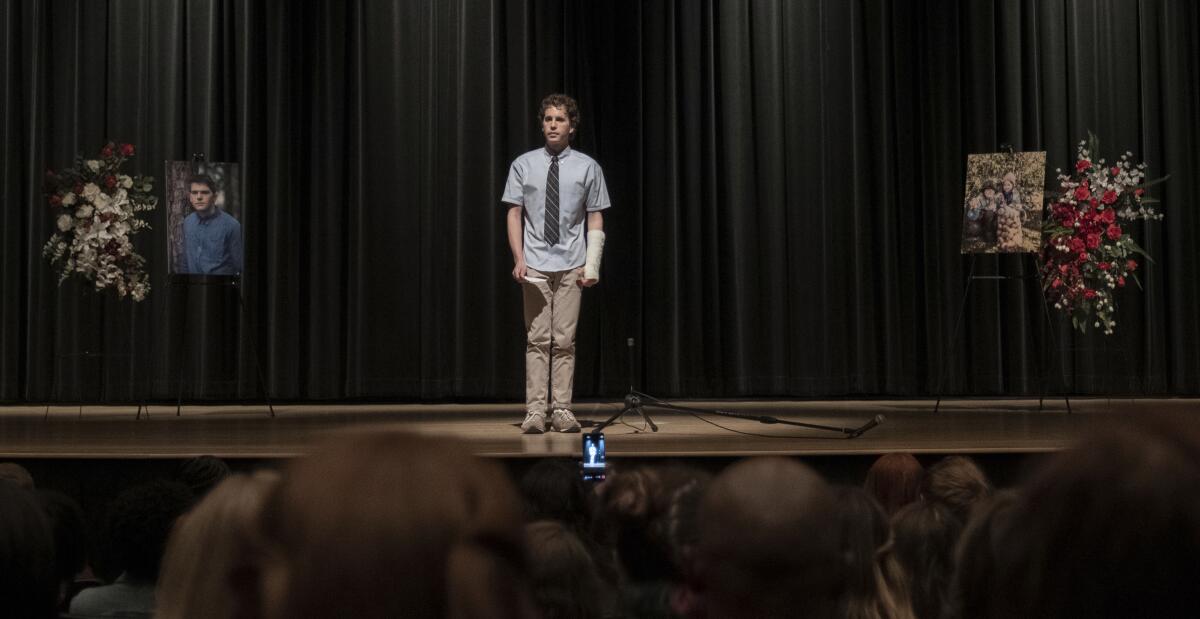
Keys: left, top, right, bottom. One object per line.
{"left": 101, "top": 144, "right": 114, "bottom": 158}
{"left": 1101, "top": 190, "right": 1118, "bottom": 204}
{"left": 1126, "top": 259, "right": 1138, "bottom": 271}
{"left": 1135, "top": 188, "right": 1145, "bottom": 197}
{"left": 1052, "top": 278, "right": 1063, "bottom": 288}
{"left": 1110, "top": 166, "right": 1120, "bottom": 176}
{"left": 49, "top": 194, "right": 63, "bottom": 207}
{"left": 1074, "top": 186, "right": 1091, "bottom": 201}
{"left": 1084, "top": 289, "right": 1097, "bottom": 299}
{"left": 1059, "top": 264, "right": 1070, "bottom": 275}
{"left": 1069, "top": 238, "right": 1086, "bottom": 254}
{"left": 1077, "top": 252, "right": 1089, "bottom": 264}
{"left": 1076, "top": 159, "right": 1092, "bottom": 172}
{"left": 104, "top": 175, "right": 117, "bottom": 189}
{"left": 120, "top": 143, "right": 135, "bottom": 157}
{"left": 1106, "top": 224, "right": 1122, "bottom": 240}
{"left": 1100, "top": 208, "right": 1116, "bottom": 223}
{"left": 1117, "top": 276, "right": 1126, "bottom": 287}
{"left": 1098, "top": 262, "right": 1110, "bottom": 270}
{"left": 1086, "top": 233, "right": 1101, "bottom": 249}
{"left": 73, "top": 183, "right": 84, "bottom": 194}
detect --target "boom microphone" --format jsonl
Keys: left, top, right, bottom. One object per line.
{"left": 849, "top": 414, "right": 885, "bottom": 438}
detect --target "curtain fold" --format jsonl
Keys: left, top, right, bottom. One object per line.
{"left": 1, "top": 0, "right": 1197, "bottom": 403}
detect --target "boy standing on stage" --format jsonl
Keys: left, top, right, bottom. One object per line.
{"left": 502, "top": 94, "right": 610, "bottom": 434}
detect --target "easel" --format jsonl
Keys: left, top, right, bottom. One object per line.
{"left": 168, "top": 153, "right": 274, "bottom": 418}
{"left": 934, "top": 144, "right": 1071, "bottom": 414}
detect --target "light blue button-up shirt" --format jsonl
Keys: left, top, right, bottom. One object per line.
{"left": 502, "top": 146, "right": 611, "bottom": 272}
{"left": 182, "top": 209, "right": 243, "bottom": 275}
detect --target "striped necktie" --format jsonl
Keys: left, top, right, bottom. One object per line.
{"left": 545, "top": 155, "right": 560, "bottom": 245}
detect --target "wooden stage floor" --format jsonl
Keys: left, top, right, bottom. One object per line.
{"left": 2, "top": 398, "right": 1196, "bottom": 460}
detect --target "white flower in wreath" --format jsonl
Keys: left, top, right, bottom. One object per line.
{"left": 92, "top": 191, "right": 112, "bottom": 211}
{"left": 62, "top": 192, "right": 77, "bottom": 206}
{"left": 120, "top": 175, "right": 133, "bottom": 189}
{"left": 85, "top": 160, "right": 102, "bottom": 173}
{"left": 75, "top": 204, "right": 94, "bottom": 219}
{"left": 56, "top": 214, "right": 73, "bottom": 231}
{"left": 81, "top": 183, "right": 101, "bottom": 199}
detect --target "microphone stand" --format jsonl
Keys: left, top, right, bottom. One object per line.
{"left": 590, "top": 339, "right": 884, "bottom": 438}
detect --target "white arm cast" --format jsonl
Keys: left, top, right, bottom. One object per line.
{"left": 584, "top": 230, "right": 605, "bottom": 281}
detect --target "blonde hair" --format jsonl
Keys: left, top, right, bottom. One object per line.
{"left": 156, "top": 471, "right": 279, "bottom": 619}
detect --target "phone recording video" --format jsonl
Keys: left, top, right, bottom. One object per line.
{"left": 581, "top": 432, "right": 606, "bottom": 482}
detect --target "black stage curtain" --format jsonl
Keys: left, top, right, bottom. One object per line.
{"left": 2, "top": 0, "right": 1198, "bottom": 403}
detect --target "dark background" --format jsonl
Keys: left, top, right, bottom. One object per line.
{"left": 2, "top": 0, "right": 1198, "bottom": 403}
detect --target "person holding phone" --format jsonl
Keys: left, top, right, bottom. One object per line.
{"left": 502, "top": 94, "right": 611, "bottom": 434}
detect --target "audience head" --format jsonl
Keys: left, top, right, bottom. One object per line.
{"left": 945, "top": 490, "right": 1019, "bottom": 619}
{"left": 833, "top": 486, "right": 913, "bottom": 619}
{"left": 0, "top": 483, "right": 58, "bottom": 618}
{"left": 519, "top": 458, "right": 592, "bottom": 533}
{"left": 0, "top": 461, "right": 35, "bottom": 489}
{"left": 156, "top": 471, "right": 280, "bottom": 619}
{"left": 690, "top": 457, "right": 843, "bottom": 618}
{"left": 595, "top": 463, "right": 710, "bottom": 584}
{"left": 250, "top": 431, "right": 534, "bottom": 619}
{"left": 524, "top": 520, "right": 606, "bottom": 619}
{"left": 864, "top": 453, "right": 924, "bottom": 516}
{"left": 36, "top": 490, "right": 90, "bottom": 606}
{"left": 105, "top": 479, "right": 194, "bottom": 582}
{"left": 891, "top": 498, "right": 963, "bottom": 619}
{"left": 176, "top": 455, "right": 233, "bottom": 498}
{"left": 964, "top": 415, "right": 1200, "bottom": 618}
{"left": 922, "top": 456, "right": 992, "bottom": 522}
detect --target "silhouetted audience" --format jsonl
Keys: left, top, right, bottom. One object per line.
{"left": 520, "top": 458, "right": 593, "bottom": 534}
{"left": 9, "top": 416, "right": 1200, "bottom": 619}
{"left": 864, "top": 453, "right": 924, "bottom": 516}
{"left": 525, "top": 520, "right": 608, "bottom": 619}
{"left": 892, "top": 499, "right": 963, "bottom": 619}
{"left": 833, "top": 486, "right": 915, "bottom": 619}
{"left": 156, "top": 472, "right": 280, "bottom": 619}
{"left": 952, "top": 414, "right": 1200, "bottom": 618}
{"left": 944, "top": 490, "right": 1018, "bottom": 619}
{"left": 921, "top": 456, "right": 992, "bottom": 523}
{"left": 37, "top": 489, "right": 97, "bottom": 612}
{"left": 0, "top": 461, "right": 36, "bottom": 489}
{"left": 175, "top": 455, "right": 233, "bottom": 498}
{"left": 243, "top": 430, "right": 535, "bottom": 619}
{"left": 0, "top": 483, "right": 58, "bottom": 618}
{"left": 69, "top": 479, "right": 193, "bottom": 618}
{"left": 686, "top": 457, "right": 843, "bottom": 618}
{"left": 595, "top": 464, "right": 710, "bottom": 618}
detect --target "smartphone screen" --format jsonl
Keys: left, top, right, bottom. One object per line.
{"left": 581, "top": 432, "right": 606, "bottom": 482}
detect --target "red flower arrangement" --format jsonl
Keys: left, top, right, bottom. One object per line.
{"left": 1039, "top": 133, "right": 1165, "bottom": 334}
{"left": 42, "top": 142, "right": 157, "bottom": 301}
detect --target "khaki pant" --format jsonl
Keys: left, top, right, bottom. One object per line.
{"left": 523, "top": 266, "right": 581, "bottom": 414}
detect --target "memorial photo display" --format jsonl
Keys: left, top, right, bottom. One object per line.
{"left": 961, "top": 152, "right": 1046, "bottom": 254}
{"left": 165, "top": 161, "right": 244, "bottom": 276}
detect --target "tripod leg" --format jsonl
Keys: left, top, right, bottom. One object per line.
{"left": 635, "top": 405, "right": 658, "bottom": 432}
{"left": 936, "top": 255, "right": 977, "bottom": 413}
{"left": 175, "top": 281, "right": 189, "bottom": 416}
{"left": 236, "top": 282, "right": 275, "bottom": 418}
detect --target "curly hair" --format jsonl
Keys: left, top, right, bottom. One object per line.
{"left": 539, "top": 94, "right": 581, "bottom": 135}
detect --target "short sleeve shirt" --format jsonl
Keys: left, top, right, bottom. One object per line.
{"left": 501, "top": 146, "right": 611, "bottom": 272}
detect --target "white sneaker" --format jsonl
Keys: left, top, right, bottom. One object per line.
{"left": 550, "top": 409, "right": 580, "bottom": 433}
{"left": 521, "top": 412, "right": 546, "bottom": 434}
